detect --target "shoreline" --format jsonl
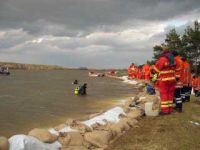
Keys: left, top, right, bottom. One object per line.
{"left": 1, "top": 76, "right": 158, "bottom": 150}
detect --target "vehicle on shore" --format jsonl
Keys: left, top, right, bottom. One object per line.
{"left": 0, "top": 66, "right": 10, "bottom": 75}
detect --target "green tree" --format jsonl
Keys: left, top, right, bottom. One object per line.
{"left": 182, "top": 21, "right": 200, "bottom": 74}
{"left": 152, "top": 45, "right": 163, "bottom": 61}
{"left": 165, "top": 28, "right": 182, "bottom": 51}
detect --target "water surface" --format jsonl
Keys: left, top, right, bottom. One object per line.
{"left": 0, "top": 70, "right": 136, "bottom": 136}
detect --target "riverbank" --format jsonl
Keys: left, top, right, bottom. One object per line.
{"left": 0, "top": 62, "right": 65, "bottom": 70}
{"left": 107, "top": 96, "right": 200, "bottom": 150}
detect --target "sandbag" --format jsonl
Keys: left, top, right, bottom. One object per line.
{"left": 68, "top": 132, "right": 84, "bottom": 146}
{"left": 0, "top": 136, "right": 9, "bottom": 150}
{"left": 109, "top": 119, "right": 130, "bottom": 135}
{"left": 61, "top": 146, "right": 88, "bottom": 150}
{"left": 9, "top": 135, "right": 61, "bottom": 150}
{"left": 71, "top": 121, "right": 92, "bottom": 133}
{"left": 28, "top": 128, "right": 58, "bottom": 143}
{"left": 66, "top": 119, "right": 77, "bottom": 126}
{"left": 126, "top": 118, "right": 138, "bottom": 127}
{"left": 84, "top": 130, "right": 113, "bottom": 148}
{"left": 58, "top": 134, "right": 71, "bottom": 146}
{"left": 127, "top": 109, "right": 142, "bottom": 119}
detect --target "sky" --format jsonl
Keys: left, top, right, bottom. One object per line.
{"left": 0, "top": 0, "right": 199, "bottom": 69}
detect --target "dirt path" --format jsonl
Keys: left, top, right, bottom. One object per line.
{"left": 107, "top": 96, "right": 200, "bottom": 150}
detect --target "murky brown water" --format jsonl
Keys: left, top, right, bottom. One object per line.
{"left": 0, "top": 70, "right": 136, "bottom": 137}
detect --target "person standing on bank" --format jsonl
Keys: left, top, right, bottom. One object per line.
{"left": 152, "top": 47, "right": 176, "bottom": 115}
{"left": 181, "top": 57, "right": 192, "bottom": 102}
{"left": 173, "top": 51, "right": 184, "bottom": 112}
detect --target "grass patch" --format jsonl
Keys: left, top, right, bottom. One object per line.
{"left": 107, "top": 96, "right": 200, "bottom": 150}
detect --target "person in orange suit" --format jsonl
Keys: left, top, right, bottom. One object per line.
{"left": 152, "top": 47, "right": 176, "bottom": 115}
{"left": 173, "top": 51, "right": 184, "bottom": 112}
{"left": 181, "top": 58, "right": 192, "bottom": 102}
{"left": 128, "top": 63, "right": 136, "bottom": 79}
{"left": 142, "top": 64, "right": 150, "bottom": 80}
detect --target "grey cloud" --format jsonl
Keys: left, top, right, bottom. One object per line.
{"left": 0, "top": 0, "right": 199, "bottom": 68}
{"left": 0, "top": 0, "right": 199, "bottom": 33}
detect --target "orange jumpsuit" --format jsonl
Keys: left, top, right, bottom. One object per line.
{"left": 174, "top": 55, "right": 184, "bottom": 111}
{"left": 153, "top": 52, "right": 176, "bottom": 114}
{"left": 182, "top": 60, "right": 192, "bottom": 102}
{"left": 128, "top": 64, "right": 135, "bottom": 79}
{"left": 142, "top": 64, "right": 150, "bottom": 80}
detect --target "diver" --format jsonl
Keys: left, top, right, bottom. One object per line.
{"left": 72, "top": 79, "right": 78, "bottom": 85}
{"left": 79, "top": 83, "right": 87, "bottom": 95}
{"left": 74, "top": 83, "right": 87, "bottom": 96}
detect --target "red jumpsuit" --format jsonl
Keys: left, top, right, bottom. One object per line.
{"left": 128, "top": 64, "right": 135, "bottom": 79}
{"left": 142, "top": 64, "right": 150, "bottom": 80}
{"left": 174, "top": 55, "right": 184, "bottom": 111}
{"left": 182, "top": 60, "right": 192, "bottom": 101}
{"left": 153, "top": 52, "right": 176, "bottom": 114}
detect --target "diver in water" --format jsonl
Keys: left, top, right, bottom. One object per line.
{"left": 74, "top": 83, "right": 87, "bottom": 96}
{"left": 79, "top": 83, "right": 87, "bottom": 95}
{"left": 72, "top": 79, "right": 78, "bottom": 85}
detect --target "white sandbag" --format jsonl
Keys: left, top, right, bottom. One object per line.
{"left": 9, "top": 135, "right": 62, "bottom": 150}
{"left": 82, "top": 107, "right": 126, "bottom": 128}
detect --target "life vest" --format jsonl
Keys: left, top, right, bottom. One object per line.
{"left": 74, "top": 86, "right": 79, "bottom": 95}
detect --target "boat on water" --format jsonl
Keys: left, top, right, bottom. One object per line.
{"left": 88, "top": 71, "right": 105, "bottom": 77}
{"left": 105, "top": 70, "right": 118, "bottom": 76}
{"left": 0, "top": 66, "right": 10, "bottom": 75}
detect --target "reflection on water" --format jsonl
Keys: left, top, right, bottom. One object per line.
{"left": 0, "top": 70, "right": 136, "bottom": 137}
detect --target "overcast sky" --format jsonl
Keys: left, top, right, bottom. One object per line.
{"left": 0, "top": 0, "right": 199, "bottom": 68}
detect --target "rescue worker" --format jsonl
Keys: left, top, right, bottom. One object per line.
{"left": 142, "top": 64, "right": 150, "bottom": 81}
{"left": 173, "top": 51, "right": 184, "bottom": 112}
{"left": 181, "top": 57, "right": 192, "bottom": 102}
{"left": 128, "top": 63, "right": 136, "bottom": 79}
{"left": 151, "top": 47, "right": 176, "bottom": 115}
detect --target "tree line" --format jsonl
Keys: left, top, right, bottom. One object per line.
{"left": 148, "top": 20, "right": 200, "bottom": 75}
